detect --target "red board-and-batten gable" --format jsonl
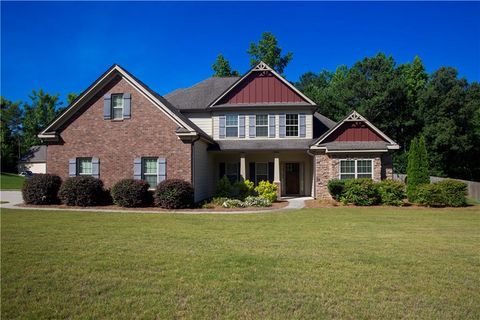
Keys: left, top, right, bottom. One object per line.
{"left": 324, "top": 122, "right": 386, "bottom": 142}
{"left": 210, "top": 61, "right": 315, "bottom": 106}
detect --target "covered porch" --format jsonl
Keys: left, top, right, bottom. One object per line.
{"left": 212, "top": 151, "right": 314, "bottom": 197}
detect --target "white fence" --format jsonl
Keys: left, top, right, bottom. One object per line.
{"left": 393, "top": 174, "right": 480, "bottom": 200}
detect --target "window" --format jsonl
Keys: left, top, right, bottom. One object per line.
{"left": 256, "top": 115, "right": 268, "bottom": 137}
{"left": 225, "top": 115, "right": 238, "bottom": 137}
{"left": 340, "top": 159, "right": 373, "bottom": 180}
{"left": 77, "top": 158, "right": 92, "bottom": 176}
{"left": 226, "top": 163, "right": 238, "bottom": 182}
{"left": 255, "top": 163, "right": 268, "bottom": 184}
{"left": 142, "top": 158, "right": 158, "bottom": 187}
{"left": 286, "top": 114, "right": 299, "bottom": 137}
{"left": 111, "top": 94, "right": 124, "bottom": 120}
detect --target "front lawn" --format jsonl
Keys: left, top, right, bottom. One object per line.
{"left": 1, "top": 207, "right": 479, "bottom": 319}
{"left": 1, "top": 172, "right": 25, "bottom": 190}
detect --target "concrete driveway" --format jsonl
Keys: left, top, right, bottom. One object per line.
{"left": 0, "top": 191, "right": 23, "bottom": 208}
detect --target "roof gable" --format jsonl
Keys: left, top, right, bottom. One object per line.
{"left": 209, "top": 61, "right": 315, "bottom": 107}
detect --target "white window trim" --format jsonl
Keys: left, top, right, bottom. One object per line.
{"left": 255, "top": 114, "right": 269, "bottom": 138}
{"left": 142, "top": 157, "right": 158, "bottom": 190}
{"left": 255, "top": 162, "right": 269, "bottom": 184}
{"left": 338, "top": 159, "right": 374, "bottom": 179}
{"left": 77, "top": 157, "right": 93, "bottom": 176}
{"left": 285, "top": 113, "right": 299, "bottom": 138}
{"left": 111, "top": 93, "right": 124, "bottom": 120}
{"left": 225, "top": 114, "right": 239, "bottom": 138}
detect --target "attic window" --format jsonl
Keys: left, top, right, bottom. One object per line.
{"left": 111, "top": 94, "right": 124, "bottom": 120}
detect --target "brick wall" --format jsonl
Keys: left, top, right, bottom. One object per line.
{"left": 47, "top": 76, "right": 192, "bottom": 188}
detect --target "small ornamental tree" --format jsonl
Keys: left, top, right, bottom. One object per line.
{"left": 407, "top": 136, "right": 429, "bottom": 201}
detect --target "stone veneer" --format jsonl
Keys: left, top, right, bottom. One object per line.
{"left": 314, "top": 151, "right": 394, "bottom": 199}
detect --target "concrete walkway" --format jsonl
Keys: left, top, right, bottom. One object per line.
{"left": 0, "top": 191, "right": 312, "bottom": 214}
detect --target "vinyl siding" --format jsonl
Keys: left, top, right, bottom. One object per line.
{"left": 184, "top": 113, "right": 213, "bottom": 136}
{"left": 193, "top": 139, "right": 215, "bottom": 201}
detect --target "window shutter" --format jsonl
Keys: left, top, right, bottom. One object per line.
{"left": 279, "top": 113, "right": 286, "bottom": 138}
{"left": 268, "top": 162, "right": 274, "bottom": 183}
{"left": 299, "top": 113, "right": 306, "bottom": 137}
{"left": 69, "top": 158, "right": 76, "bottom": 177}
{"left": 92, "top": 157, "right": 100, "bottom": 179}
{"left": 133, "top": 158, "right": 142, "bottom": 180}
{"left": 239, "top": 115, "right": 246, "bottom": 138}
{"left": 249, "top": 115, "right": 256, "bottom": 138}
{"left": 269, "top": 114, "right": 276, "bottom": 138}
{"left": 103, "top": 94, "right": 111, "bottom": 120}
{"left": 123, "top": 93, "right": 131, "bottom": 119}
{"left": 219, "top": 162, "right": 225, "bottom": 179}
{"left": 219, "top": 115, "right": 226, "bottom": 139}
{"left": 249, "top": 162, "right": 255, "bottom": 183}
{"left": 158, "top": 158, "right": 166, "bottom": 183}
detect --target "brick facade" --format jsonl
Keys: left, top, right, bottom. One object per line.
{"left": 314, "top": 151, "right": 393, "bottom": 199}
{"left": 47, "top": 76, "right": 192, "bottom": 188}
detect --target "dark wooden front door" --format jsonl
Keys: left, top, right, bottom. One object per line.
{"left": 285, "top": 163, "right": 300, "bottom": 195}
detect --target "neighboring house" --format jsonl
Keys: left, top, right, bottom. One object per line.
{"left": 38, "top": 61, "right": 399, "bottom": 201}
{"left": 18, "top": 145, "right": 47, "bottom": 174}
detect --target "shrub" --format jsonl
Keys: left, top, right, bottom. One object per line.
{"left": 211, "top": 197, "right": 229, "bottom": 206}
{"left": 22, "top": 174, "right": 62, "bottom": 205}
{"left": 416, "top": 184, "right": 446, "bottom": 207}
{"left": 111, "top": 179, "right": 152, "bottom": 207}
{"left": 436, "top": 179, "right": 467, "bottom": 207}
{"left": 222, "top": 199, "right": 245, "bottom": 208}
{"left": 378, "top": 179, "right": 406, "bottom": 206}
{"left": 59, "top": 176, "right": 105, "bottom": 206}
{"left": 244, "top": 196, "right": 272, "bottom": 207}
{"left": 341, "top": 179, "right": 380, "bottom": 206}
{"left": 255, "top": 180, "right": 277, "bottom": 202}
{"left": 233, "top": 179, "right": 256, "bottom": 200}
{"left": 328, "top": 179, "right": 346, "bottom": 201}
{"left": 215, "top": 176, "right": 233, "bottom": 198}
{"left": 155, "top": 179, "right": 194, "bottom": 209}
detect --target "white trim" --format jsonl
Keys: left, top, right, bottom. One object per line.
{"left": 313, "top": 110, "right": 399, "bottom": 147}
{"left": 255, "top": 114, "right": 269, "bottom": 138}
{"left": 285, "top": 113, "right": 300, "bottom": 138}
{"left": 141, "top": 157, "right": 158, "bottom": 190}
{"left": 39, "top": 65, "right": 196, "bottom": 137}
{"left": 77, "top": 157, "right": 93, "bottom": 176}
{"left": 338, "top": 159, "right": 374, "bottom": 180}
{"left": 326, "top": 149, "right": 388, "bottom": 153}
{"left": 111, "top": 93, "right": 124, "bottom": 120}
{"left": 225, "top": 114, "right": 239, "bottom": 138}
{"left": 208, "top": 61, "right": 316, "bottom": 107}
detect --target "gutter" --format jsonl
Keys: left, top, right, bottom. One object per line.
{"left": 307, "top": 149, "right": 316, "bottom": 199}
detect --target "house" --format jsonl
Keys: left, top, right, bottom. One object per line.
{"left": 38, "top": 61, "right": 399, "bottom": 201}
{"left": 18, "top": 145, "right": 47, "bottom": 174}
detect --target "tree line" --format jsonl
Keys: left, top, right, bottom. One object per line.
{"left": 2, "top": 32, "right": 479, "bottom": 181}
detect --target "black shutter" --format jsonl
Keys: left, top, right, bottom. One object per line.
{"left": 237, "top": 162, "right": 241, "bottom": 182}
{"left": 219, "top": 162, "right": 225, "bottom": 179}
{"left": 268, "top": 162, "right": 274, "bottom": 183}
{"left": 249, "top": 162, "right": 256, "bottom": 184}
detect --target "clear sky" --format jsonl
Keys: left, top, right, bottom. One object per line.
{"left": 1, "top": 1, "right": 479, "bottom": 105}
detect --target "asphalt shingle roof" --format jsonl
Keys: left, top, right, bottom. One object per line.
{"left": 209, "top": 139, "right": 316, "bottom": 151}
{"left": 318, "top": 141, "right": 391, "bottom": 151}
{"left": 20, "top": 145, "right": 47, "bottom": 163}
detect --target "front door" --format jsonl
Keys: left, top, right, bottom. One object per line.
{"left": 285, "top": 163, "right": 300, "bottom": 195}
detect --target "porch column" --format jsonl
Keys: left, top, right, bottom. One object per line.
{"left": 240, "top": 153, "right": 246, "bottom": 181}
{"left": 274, "top": 152, "right": 281, "bottom": 197}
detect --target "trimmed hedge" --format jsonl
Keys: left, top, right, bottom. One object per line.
{"left": 341, "top": 179, "right": 381, "bottom": 206}
{"left": 327, "top": 179, "right": 346, "bottom": 201}
{"left": 155, "top": 179, "right": 194, "bottom": 209}
{"left": 22, "top": 174, "right": 62, "bottom": 205}
{"left": 59, "top": 176, "right": 105, "bottom": 206}
{"left": 416, "top": 179, "right": 467, "bottom": 207}
{"left": 416, "top": 184, "right": 446, "bottom": 207}
{"left": 378, "top": 179, "right": 406, "bottom": 206}
{"left": 111, "top": 179, "right": 152, "bottom": 207}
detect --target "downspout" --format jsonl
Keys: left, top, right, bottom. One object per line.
{"left": 307, "top": 149, "right": 316, "bottom": 199}
{"left": 190, "top": 135, "right": 201, "bottom": 198}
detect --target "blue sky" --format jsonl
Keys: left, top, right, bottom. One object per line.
{"left": 1, "top": 1, "right": 479, "bottom": 105}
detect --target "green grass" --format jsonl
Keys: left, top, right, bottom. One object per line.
{"left": 1, "top": 172, "right": 25, "bottom": 190}
{"left": 2, "top": 207, "right": 479, "bottom": 319}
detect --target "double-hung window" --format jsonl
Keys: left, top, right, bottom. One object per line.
{"left": 339, "top": 159, "right": 373, "bottom": 179}
{"left": 77, "top": 158, "right": 92, "bottom": 176}
{"left": 256, "top": 115, "right": 268, "bottom": 137}
{"left": 255, "top": 163, "right": 269, "bottom": 184}
{"left": 111, "top": 94, "right": 124, "bottom": 120}
{"left": 286, "top": 114, "right": 299, "bottom": 137}
{"left": 226, "top": 163, "right": 238, "bottom": 182}
{"left": 142, "top": 158, "right": 158, "bottom": 187}
{"left": 225, "top": 115, "right": 238, "bottom": 137}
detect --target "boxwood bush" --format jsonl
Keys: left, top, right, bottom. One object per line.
{"left": 436, "top": 179, "right": 467, "bottom": 207}
{"left": 154, "top": 179, "right": 194, "bottom": 209}
{"left": 111, "top": 179, "right": 152, "bottom": 207}
{"left": 341, "top": 178, "right": 380, "bottom": 206}
{"left": 22, "top": 174, "right": 62, "bottom": 205}
{"left": 378, "top": 179, "right": 406, "bottom": 206}
{"left": 327, "top": 179, "right": 346, "bottom": 201}
{"left": 416, "top": 184, "right": 446, "bottom": 207}
{"left": 59, "top": 176, "right": 105, "bottom": 206}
